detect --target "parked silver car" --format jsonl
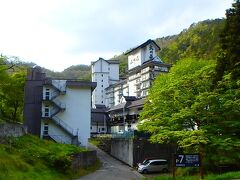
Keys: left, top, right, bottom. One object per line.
{"left": 137, "top": 159, "right": 168, "bottom": 174}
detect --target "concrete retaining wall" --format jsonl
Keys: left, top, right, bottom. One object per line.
{"left": 110, "top": 138, "right": 176, "bottom": 167}
{"left": 71, "top": 150, "right": 97, "bottom": 169}
{"left": 0, "top": 123, "right": 27, "bottom": 137}
{"left": 111, "top": 138, "right": 133, "bottom": 166}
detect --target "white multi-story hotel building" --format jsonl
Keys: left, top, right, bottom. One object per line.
{"left": 105, "top": 39, "right": 171, "bottom": 108}
{"left": 91, "top": 39, "right": 171, "bottom": 133}
{"left": 24, "top": 67, "right": 96, "bottom": 146}
{"left": 91, "top": 58, "right": 119, "bottom": 107}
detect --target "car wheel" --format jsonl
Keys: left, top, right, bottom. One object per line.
{"left": 162, "top": 168, "right": 168, "bottom": 173}
{"left": 142, "top": 169, "right": 148, "bottom": 174}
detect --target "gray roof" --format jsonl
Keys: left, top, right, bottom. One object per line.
{"left": 108, "top": 102, "right": 126, "bottom": 112}
{"left": 91, "top": 57, "right": 119, "bottom": 65}
{"left": 91, "top": 108, "right": 108, "bottom": 123}
{"left": 123, "top": 96, "right": 137, "bottom": 101}
{"left": 66, "top": 81, "right": 97, "bottom": 91}
{"left": 94, "top": 104, "right": 106, "bottom": 109}
{"left": 125, "top": 39, "right": 160, "bottom": 55}
{"left": 108, "top": 98, "right": 146, "bottom": 112}
{"left": 128, "top": 98, "right": 145, "bottom": 108}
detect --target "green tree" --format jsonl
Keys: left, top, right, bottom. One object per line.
{"left": 139, "top": 1, "right": 240, "bottom": 169}
{"left": 138, "top": 58, "right": 215, "bottom": 151}
{"left": 0, "top": 56, "right": 26, "bottom": 123}
{"left": 215, "top": 0, "right": 240, "bottom": 81}
{"left": 0, "top": 71, "right": 26, "bottom": 122}
{"left": 139, "top": 58, "right": 240, "bottom": 168}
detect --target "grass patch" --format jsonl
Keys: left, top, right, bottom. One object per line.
{"left": 72, "top": 158, "right": 101, "bottom": 178}
{"left": 0, "top": 135, "right": 97, "bottom": 180}
{"left": 89, "top": 137, "right": 101, "bottom": 146}
{"left": 143, "top": 171, "right": 240, "bottom": 180}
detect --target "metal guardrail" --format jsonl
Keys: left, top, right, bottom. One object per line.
{"left": 112, "top": 130, "right": 135, "bottom": 138}
{"left": 52, "top": 116, "right": 78, "bottom": 137}
{"left": 52, "top": 99, "right": 66, "bottom": 110}
{"left": 52, "top": 82, "right": 66, "bottom": 93}
{"left": 47, "top": 134, "right": 71, "bottom": 144}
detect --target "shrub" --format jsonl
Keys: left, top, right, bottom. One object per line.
{"left": 176, "top": 167, "right": 199, "bottom": 176}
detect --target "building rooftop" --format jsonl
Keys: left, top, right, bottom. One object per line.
{"left": 66, "top": 80, "right": 97, "bottom": 91}
{"left": 108, "top": 98, "right": 145, "bottom": 112}
{"left": 91, "top": 57, "right": 119, "bottom": 65}
{"left": 125, "top": 39, "right": 160, "bottom": 55}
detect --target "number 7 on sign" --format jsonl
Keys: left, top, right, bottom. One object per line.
{"left": 176, "top": 155, "right": 184, "bottom": 163}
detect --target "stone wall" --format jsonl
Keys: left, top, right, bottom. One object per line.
{"left": 71, "top": 150, "right": 97, "bottom": 169}
{"left": 0, "top": 123, "right": 27, "bottom": 137}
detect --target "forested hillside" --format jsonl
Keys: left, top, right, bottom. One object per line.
{"left": 139, "top": 1, "right": 240, "bottom": 172}
{"left": 158, "top": 19, "right": 225, "bottom": 63}
{"left": 111, "top": 18, "right": 225, "bottom": 75}
{"left": 43, "top": 64, "right": 91, "bottom": 80}
{"left": 0, "top": 18, "right": 226, "bottom": 124}
{"left": 38, "top": 18, "right": 225, "bottom": 79}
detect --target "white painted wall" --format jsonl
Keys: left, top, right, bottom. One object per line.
{"left": 113, "top": 85, "right": 121, "bottom": 105}
{"left": 57, "top": 87, "right": 91, "bottom": 147}
{"left": 142, "top": 44, "right": 157, "bottom": 63}
{"left": 109, "top": 63, "right": 119, "bottom": 81}
{"left": 128, "top": 50, "right": 141, "bottom": 70}
{"left": 92, "top": 59, "right": 119, "bottom": 107}
{"left": 41, "top": 80, "right": 92, "bottom": 147}
{"left": 91, "top": 125, "right": 107, "bottom": 134}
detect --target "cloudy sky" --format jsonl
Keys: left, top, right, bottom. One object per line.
{"left": 0, "top": 0, "right": 233, "bottom": 71}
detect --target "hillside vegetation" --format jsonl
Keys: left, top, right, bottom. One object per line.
{"left": 0, "top": 56, "right": 26, "bottom": 123}
{"left": 139, "top": 0, "right": 240, "bottom": 174}
{"left": 40, "top": 18, "right": 225, "bottom": 79}
{"left": 106, "top": 19, "right": 225, "bottom": 77}
{"left": 158, "top": 19, "right": 225, "bottom": 63}
{"left": 43, "top": 64, "right": 91, "bottom": 80}
{"left": 0, "top": 135, "right": 97, "bottom": 180}
{"left": 0, "top": 18, "right": 227, "bottom": 125}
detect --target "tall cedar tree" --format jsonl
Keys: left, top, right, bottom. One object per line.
{"left": 215, "top": 0, "right": 240, "bottom": 81}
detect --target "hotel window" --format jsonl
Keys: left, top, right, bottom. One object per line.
{"left": 45, "top": 88, "right": 50, "bottom": 100}
{"left": 43, "top": 123, "right": 48, "bottom": 135}
{"left": 44, "top": 105, "right": 50, "bottom": 117}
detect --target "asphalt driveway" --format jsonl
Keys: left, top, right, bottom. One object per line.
{"left": 78, "top": 144, "right": 144, "bottom": 180}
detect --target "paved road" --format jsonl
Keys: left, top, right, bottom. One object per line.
{"left": 78, "top": 144, "right": 144, "bottom": 180}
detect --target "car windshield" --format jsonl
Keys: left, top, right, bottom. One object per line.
{"left": 142, "top": 160, "right": 150, "bottom": 165}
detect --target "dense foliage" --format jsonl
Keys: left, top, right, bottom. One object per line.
{"left": 111, "top": 19, "right": 225, "bottom": 75}
{"left": 0, "top": 56, "right": 26, "bottom": 123}
{"left": 43, "top": 64, "right": 91, "bottom": 80}
{"left": 215, "top": 0, "right": 240, "bottom": 82}
{"left": 0, "top": 135, "right": 88, "bottom": 179}
{"left": 158, "top": 19, "right": 225, "bottom": 63}
{"left": 139, "top": 0, "right": 240, "bottom": 170}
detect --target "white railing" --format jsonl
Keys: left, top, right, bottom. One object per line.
{"left": 48, "top": 134, "right": 72, "bottom": 144}
{"left": 52, "top": 116, "right": 78, "bottom": 137}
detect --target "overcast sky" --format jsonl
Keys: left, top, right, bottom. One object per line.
{"left": 0, "top": 0, "right": 233, "bottom": 72}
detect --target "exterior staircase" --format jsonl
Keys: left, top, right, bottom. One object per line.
{"left": 42, "top": 79, "right": 80, "bottom": 146}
